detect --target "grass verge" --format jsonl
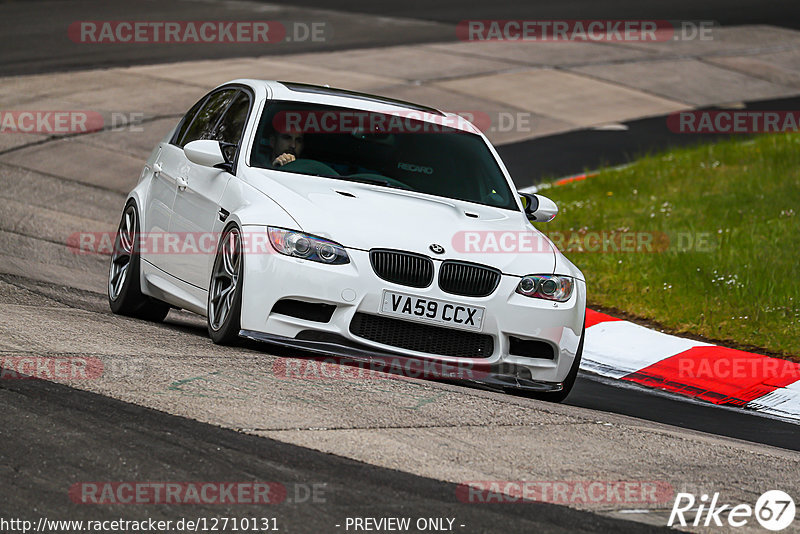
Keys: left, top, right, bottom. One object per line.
{"left": 538, "top": 132, "right": 800, "bottom": 358}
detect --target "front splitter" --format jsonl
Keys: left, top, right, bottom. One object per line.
{"left": 240, "top": 329, "right": 564, "bottom": 393}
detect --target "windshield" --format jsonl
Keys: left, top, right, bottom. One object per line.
{"left": 249, "top": 101, "right": 518, "bottom": 210}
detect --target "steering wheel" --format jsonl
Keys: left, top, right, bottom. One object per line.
{"left": 278, "top": 159, "right": 339, "bottom": 176}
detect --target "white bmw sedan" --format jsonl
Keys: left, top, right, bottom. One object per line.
{"left": 108, "top": 79, "right": 586, "bottom": 400}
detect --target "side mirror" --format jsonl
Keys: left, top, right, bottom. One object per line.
{"left": 184, "top": 140, "right": 226, "bottom": 168}
{"left": 519, "top": 192, "right": 558, "bottom": 223}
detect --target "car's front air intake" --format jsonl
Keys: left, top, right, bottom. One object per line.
{"left": 369, "top": 249, "right": 434, "bottom": 288}
{"left": 438, "top": 261, "right": 501, "bottom": 297}
{"left": 270, "top": 299, "right": 336, "bottom": 323}
{"left": 349, "top": 313, "right": 494, "bottom": 358}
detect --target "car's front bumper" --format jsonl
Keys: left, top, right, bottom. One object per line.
{"left": 239, "top": 241, "right": 586, "bottom": 389}
{"left": 240, "top": 328, "right": 566, "bottom": 392}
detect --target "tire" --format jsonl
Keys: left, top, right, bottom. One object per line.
{"left": 506, "top": 325, "right": 585, "bottom": 403}
{"left": 108, "top": 201, "right": 171, "bottom": 322}
{"left": 207, "top": 224, "right": 244, "bottom": 344}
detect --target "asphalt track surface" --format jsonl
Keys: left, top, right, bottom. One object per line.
{"left": 264, "top": 0, "right": 800, "bottom": 29}
{"left": 2, "top": 1, "right": 800, "bottom": 532}
{"left": 2, "top": 0, "right": 800, "bottom": 76}
{"left": 566, "top": 376, "right": 800, "bottom": 452}
{"left": 0, "top": 372, "right": 673, "bottom": 533}
{"left": 0, "top": 0, "right": 451, "bottom": 76}
{"left": 498, "top": 95, "right": 800, "bottom": 185}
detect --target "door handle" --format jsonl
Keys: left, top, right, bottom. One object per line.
{"left": 177, "top": 175, "right": 189, "bottom": 192}
{"left": 153, "top": 162, "right": 163, "bottom": 177}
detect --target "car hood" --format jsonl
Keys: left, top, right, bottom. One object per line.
{"left": 244, "top": 168, "right": 556, "bottom": 275}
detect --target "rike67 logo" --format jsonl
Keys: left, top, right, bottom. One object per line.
{"left": 669, "top": 490, "right": 795, "bottom": 531}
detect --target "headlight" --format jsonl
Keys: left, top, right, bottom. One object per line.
{"left": 267, "top": 227, "right": 349, "bottom": 265}
{"left": 516, "top": 275, "right": 574, "bottom": 302}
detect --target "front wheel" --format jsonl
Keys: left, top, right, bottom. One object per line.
{"left": 108, "top": 202, "right": 170, "bottom": 321}
{"left": 207, "top": 225, "right": 244, "bottom": 344}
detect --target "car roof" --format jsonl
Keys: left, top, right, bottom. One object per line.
{"left": 224, "top": 79, "right": 481, "bottom": 135}
{"left": 278, "top": 81, "right": 445, "bottom": 115}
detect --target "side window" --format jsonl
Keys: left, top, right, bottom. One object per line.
{"left": 171, "top": 97, "right": 206, "bottom": 146}
{"left": 179, "top": 89, "right": 237, "bottom": 147}
{"left": 214, "top": 91, "right": 251, "bottom": 162}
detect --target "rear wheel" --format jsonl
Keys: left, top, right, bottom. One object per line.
{"left": 207, "top": 225, "right": 243, "bottom": 344}
{"left": 108, "top": 202, "right": 170, "bottom": 321}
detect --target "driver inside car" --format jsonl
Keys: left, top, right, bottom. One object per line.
{"left": 269, "top": 130, "right": 304, "bottom": 167}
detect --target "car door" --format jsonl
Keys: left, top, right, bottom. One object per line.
{"left": 141, "top": 96, "right": 206, "bottom": 271}
{"left": 152, "top": 88, "right": 237, "bottom": 281}
{"left": 168, "top": 89, "right": 252, "bottom": 289}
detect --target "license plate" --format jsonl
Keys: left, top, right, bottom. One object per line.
{"left": 379, "top": 290, "right": 484, "bottom": 331}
